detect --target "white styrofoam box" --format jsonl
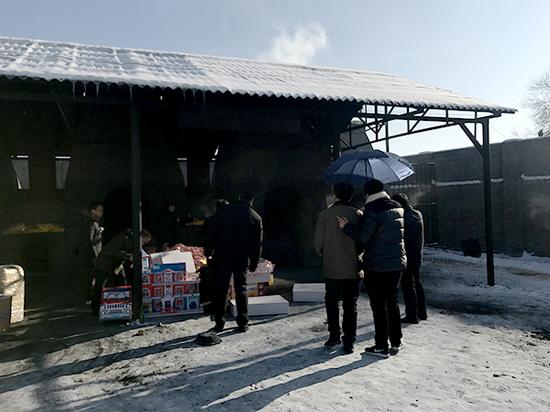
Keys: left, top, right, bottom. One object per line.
{"left": 150, "top": 250, "right": 197, "bottom": 273}
{"left": 230, "top": 295, "right": 289, "bottom": 317}
{"left": 0, "top": 265, "right": 25, "bottom": 323}
{"left": 292, "top": 283, "right": 325, "bottom": 302}
{"left": 244, "top": 271, "right": 271, "bottom": 284}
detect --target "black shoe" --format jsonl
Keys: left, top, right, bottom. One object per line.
{"left": 419, "top": 314, "right": 428, "bottom": 321}
{"left": 401, "top": 317, "right": 419, "bottom": 324}
{"left": 210, "top": 323, "right": 224, "bottom": 333}
{"left": 343, "top": 343, "right": 354, "bottom": 354}
{"left": 364, "top": 345, "right": 389, "bottom": 358}
{"left": 324, "top": 336, "right": 342, "bottom": 348}
{"left": 236, "top": 324, "right": 249, "bottom": 333}
{"left": 389, "top": 343, "right": 403, "bottom": 356}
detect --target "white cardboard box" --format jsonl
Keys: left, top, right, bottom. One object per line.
{"left": 292, "top": 283, "right": 325, "bottom": 302}
{"left": 149, "top": 250, "right": 197, "bottom": 273}
{"left": 230, "top": 295, "right": 289, "bottom": 317}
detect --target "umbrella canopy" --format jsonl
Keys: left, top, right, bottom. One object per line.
{"left": 324, "top": 150, "right": 414, "bottom": 186}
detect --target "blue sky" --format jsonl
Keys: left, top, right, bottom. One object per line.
{"left": 2, "top": 0, "right": 550, "bottom": 155}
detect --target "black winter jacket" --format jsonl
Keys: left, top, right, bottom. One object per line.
{"left": 403, "top": 206, "right": 424, "bottom": 267}
{"left": 343, "top": 196, "right": 406, "bottom": 272}
{"left": 207, "top": 200, "right": 263, "bottom": 268}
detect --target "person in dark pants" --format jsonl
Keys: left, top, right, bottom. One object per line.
{"left": 314, "top": 183, "right": 362, "bottom": 354}
{"left": 74, "top": 202, "right": 104, "bottom": 303}
{"left": 201, "top": 199, "right": 230, "bottom": 314}
{"left": 91, "top": 229, "right": 133, "bottom": 317}
{"left": 392, "top": 193, "right": 427, "bottom": 323}
{"left": 338, "top": 179, "right": 406, "bottom": 357}
{"left": 207, "top": 188, "right": 263, "bottom": 333}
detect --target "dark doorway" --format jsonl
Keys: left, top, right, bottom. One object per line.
{"left": 262, "top": 186, "right": 301, "bottom": 266}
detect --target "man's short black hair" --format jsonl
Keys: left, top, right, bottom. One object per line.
{"left": 363, "top": 179, "right": 384, "bottom": 195}
{"left": 141, "top": 229, "right": 152, "bottom": 241}
{"left": 391, "top": 193, "right": 411, "bottom": 208}
{"left": 333, "top": 183, "right": 354, "bottom": 202}
{"left": 88, "top": 201, "right": 102, "bottom": 211}
{"left": 239, "top": 187, "right": 255, "bottom": 202}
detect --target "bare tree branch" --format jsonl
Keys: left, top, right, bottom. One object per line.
{"left": 526, "top": 70, "right": 550, "bottom": 135}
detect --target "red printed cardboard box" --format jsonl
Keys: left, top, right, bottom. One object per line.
{"left": 142, "top": 263, "right": 202, "bottom": 317}
{"left": 99, "top": 286, "right": 132, "bottom": 321}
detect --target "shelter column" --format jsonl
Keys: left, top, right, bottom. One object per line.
{"left": 482, "top": 120, "right": 495, "bottom": 286}
{"left": 130, "top": 103, "right": 143, "bottom": 319}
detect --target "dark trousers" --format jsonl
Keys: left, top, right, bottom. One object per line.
{"left": 401, "top": 263, "right": 427, "bottom": 320}
{"left": 365, "top": 271, "right": 402, "bottom": 349}
{"left": 325, "top": 278, "right": 360, "bottom": 345}
{"left": 91, "top": 269, "right": 126, "bottom": 316}
{"left": 214, "top": 260, "right": 248, "bottom": 328}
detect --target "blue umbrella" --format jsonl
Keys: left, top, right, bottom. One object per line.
{"left": 324, "top": 150, "right": 414, "bottom": 186}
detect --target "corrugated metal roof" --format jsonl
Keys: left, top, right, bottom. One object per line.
{"left": 0, "top": 36, "right": 515, "bottom": 113}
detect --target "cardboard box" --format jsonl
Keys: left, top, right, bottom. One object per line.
{"left": 0, "top": 295, "right": 12, "bottom": 332}
{"left": 150, "top": 250, "right": 197, "bottom": 273}
{"left": 0, "top": 265, "right": 25, "bottom": 323}
{"left": 230, "top": 295, "right": 289, "bottom": 317}
{"left": 228, "top": 282, "right": 269, "bottom": 299}
{"left": 99, "top": 286, "right": 132, "bottom": 321}
{"left": 292, "top": 283, "right": 325, "bottom": 302}
{"left": 142, "top": 262, "right": 202, "bottom": 318}
{"left": 141, "top": 253, "right": 151, "bottom": 274}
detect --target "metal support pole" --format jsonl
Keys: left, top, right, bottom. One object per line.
{"left": 130, "top": 103, "right": 143, "bottom": 319}
{"left": 385, "top": 106, "right": 390, "bottom": 151}
{"left": 332, "top": 124, "right": 341, "bottom": 161}
{"left": 482, "top": 120, "right": 495, "bottom": 286}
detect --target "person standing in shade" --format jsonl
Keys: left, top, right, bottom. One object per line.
{"left": 338, "top": 179, "right": 406, "bottom": 357}
{"left": 314, "top": 183, "right": 362, "bottom": 354}
{"left": 208, "top": 188, "right": 263, "bottom": 333}
{"left": 392, "top": 193, "right": 427, "bottom": 323}
{"left": 75, "top": 202, "right": 104, "bottom": 303}
{"left": 158, "top": 203, "right": 180, "bottom": 250}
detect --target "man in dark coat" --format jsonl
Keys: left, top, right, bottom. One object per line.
{"left": 392, "top": 193, "right": 426, "bottom": 323}
{"left": 338, "top": 179, "right": 406, "bottom": 357}
{"left": 201, "top": 199, "right": 229, "bottom": 313}
{"left": 157, "top": 203, "right": 180, "bottom": 250}
{"left": 208, "top": 188, "right": 263, "bottom": 333}
{"left": 90, "top": 229, "right": 133, "bottom": 317}
{"left": 314, "top": 183, "right": 362, "bottom": 354}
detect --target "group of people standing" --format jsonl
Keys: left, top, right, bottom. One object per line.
{"left": 315, "top": 179, "right": 426, "bottom": 357}
{"left": 75, "top": 180, "right": 425, "bottom": 350}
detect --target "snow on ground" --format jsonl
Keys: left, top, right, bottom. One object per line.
{"left": 1, "top": 250, "right": 550, "bottom": 411}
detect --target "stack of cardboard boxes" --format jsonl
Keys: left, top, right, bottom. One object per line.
{"left": 227, "top": 259, "right": 275, "bottom": 299}
{"left": 142, "top": 250, "right": 202, "bottom": 317}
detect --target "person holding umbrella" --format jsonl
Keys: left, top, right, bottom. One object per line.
{"left": 337, "top": 179, "right": 406, "bottom": 358}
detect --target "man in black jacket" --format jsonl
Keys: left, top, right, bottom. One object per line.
{"left": 338, "top": 179, "right": 406, "bottom": 357}
{"left": 208, "top": 188, "right": 263, "bottom": 333}
{"left": 392, "top": 193, "right": 426, "bottom": 323}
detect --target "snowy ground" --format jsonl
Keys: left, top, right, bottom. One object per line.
{"left": 1, "top": 248, "right": 550, "bottom": 411}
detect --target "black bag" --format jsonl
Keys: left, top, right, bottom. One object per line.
{"left": 461, "top": 238, "right": 482, "bottom": 257}
{"left": 195, "top": 331, "right": 221, "bottom": 346}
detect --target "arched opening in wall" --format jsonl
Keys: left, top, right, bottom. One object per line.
{"left": 262, "top": 186, "right": 301, "bottom": 266}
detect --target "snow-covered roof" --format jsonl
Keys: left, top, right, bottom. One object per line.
{"left": 0, "top": 36, "right": 515, "bottom": 113}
